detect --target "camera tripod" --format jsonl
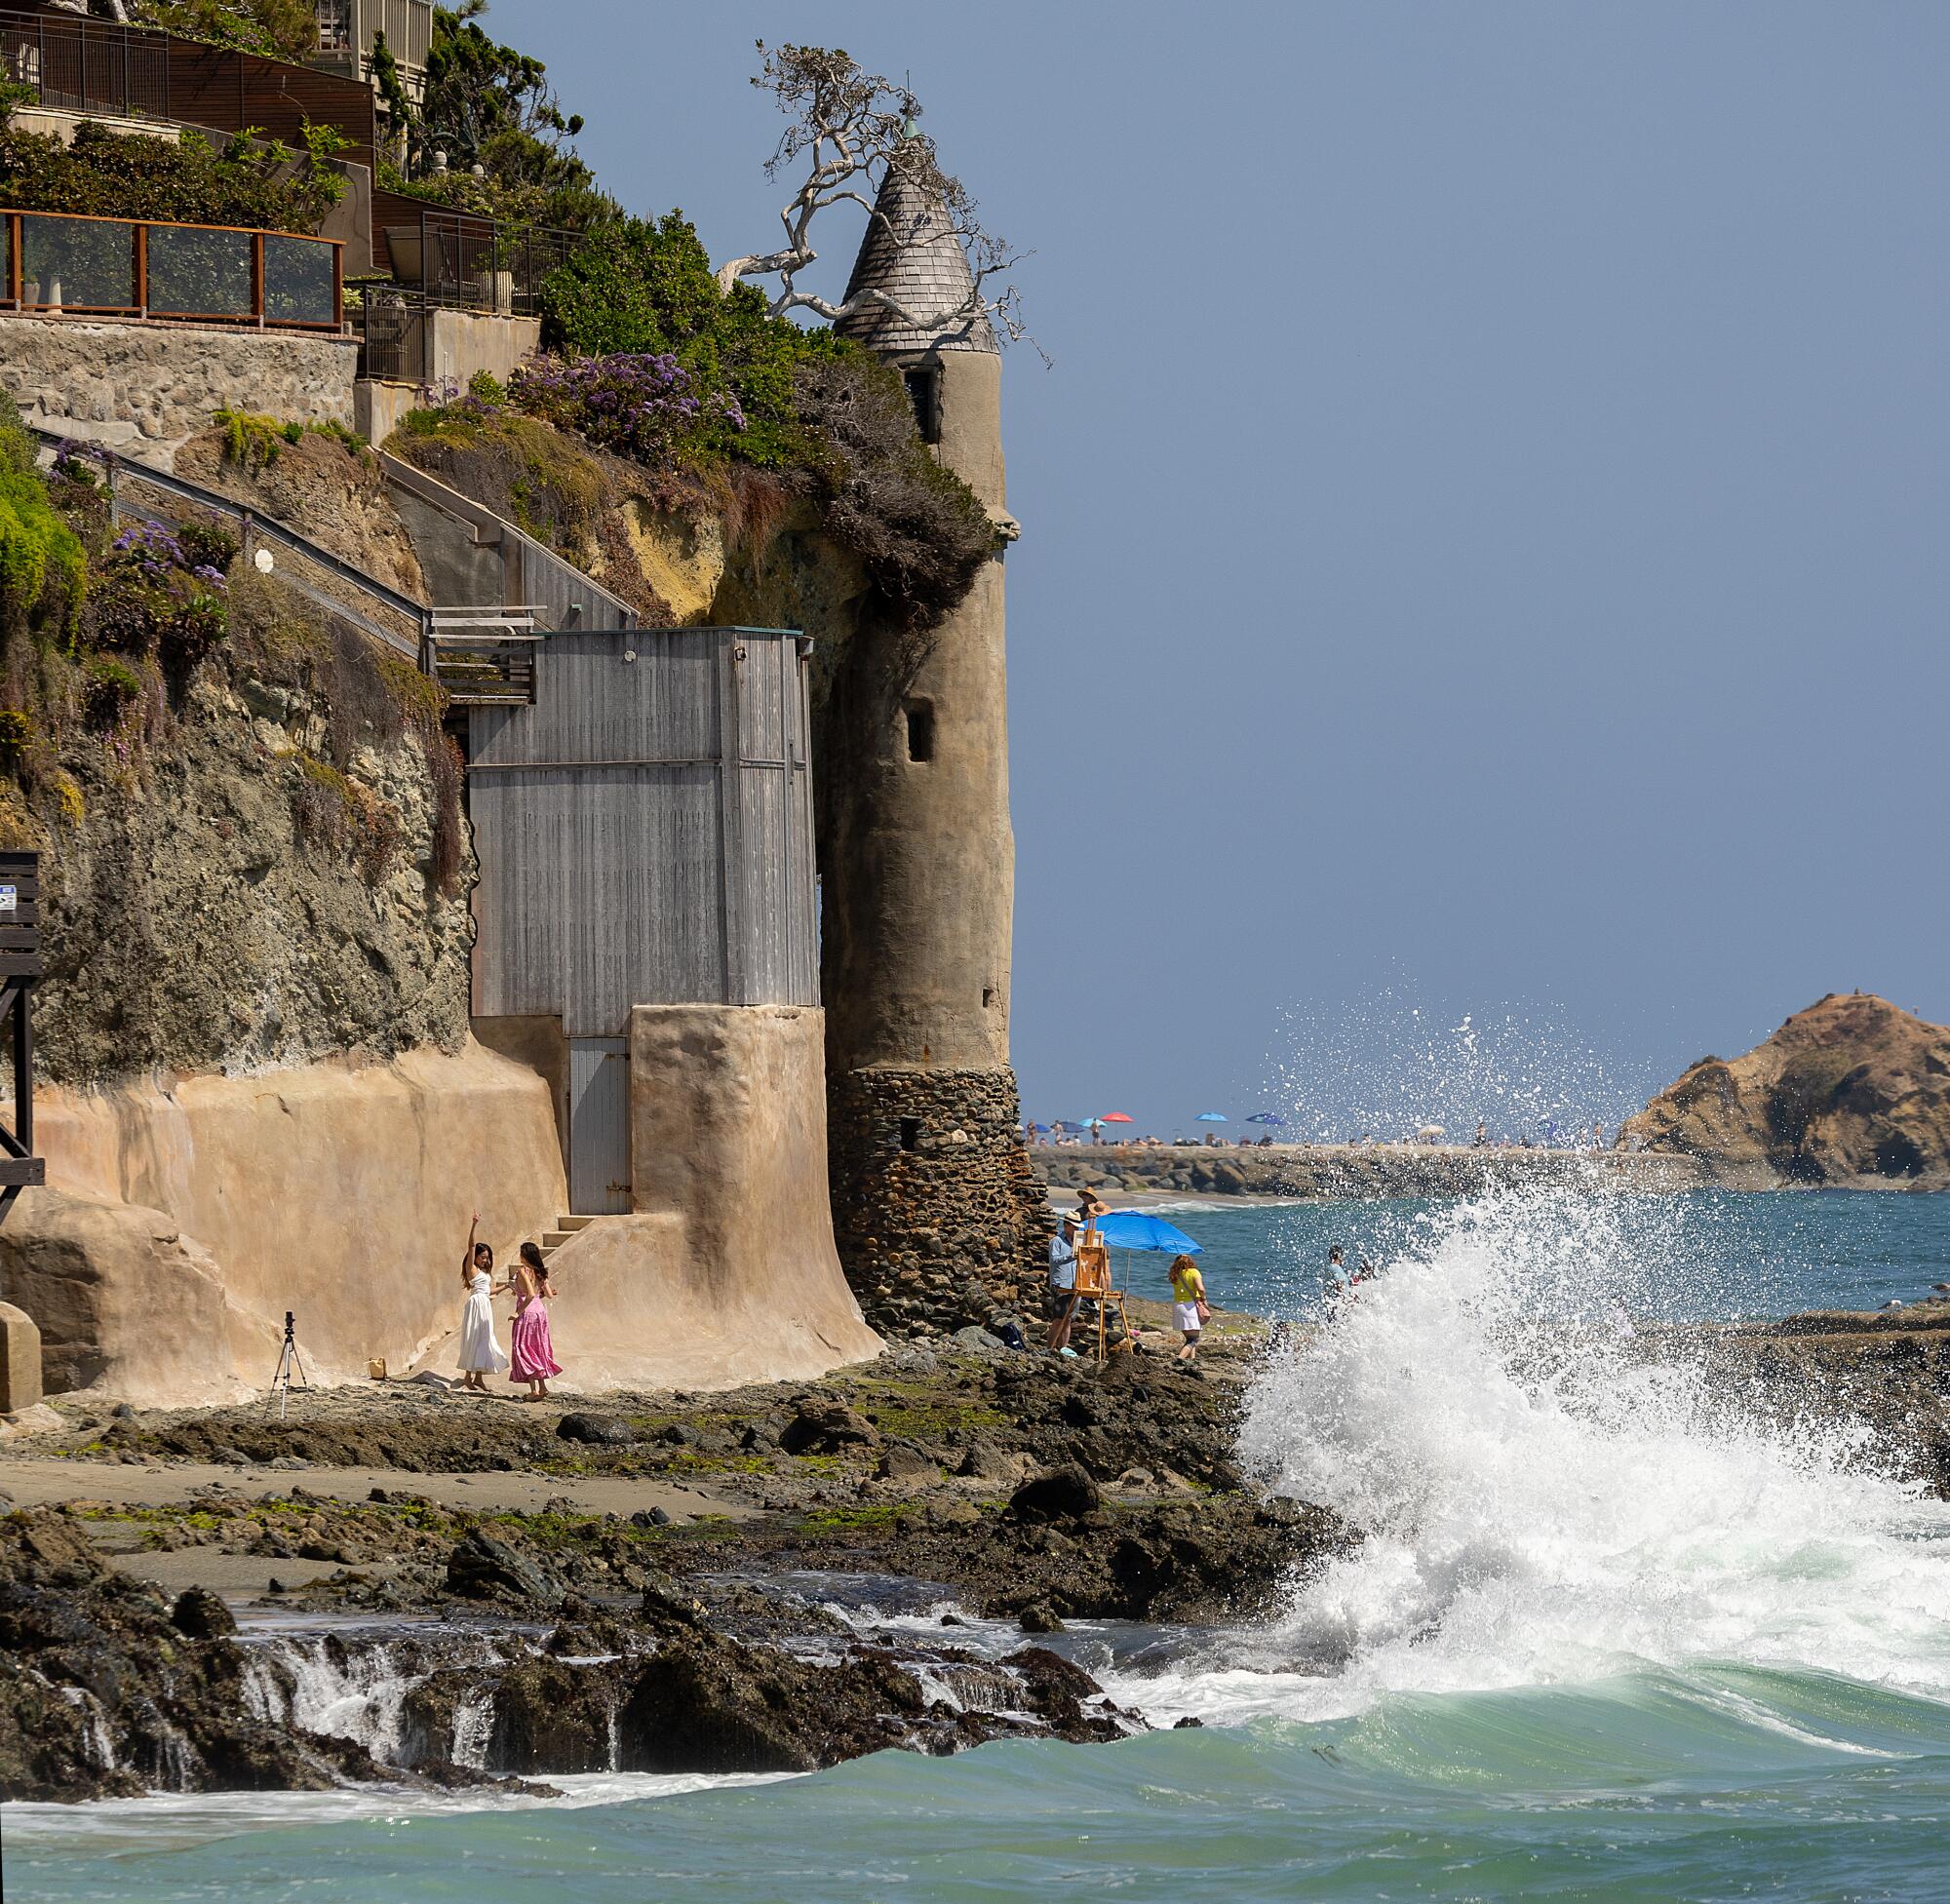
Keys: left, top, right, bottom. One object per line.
{"left": 269, "top": 1310, "right": 309, "bottom": 1419}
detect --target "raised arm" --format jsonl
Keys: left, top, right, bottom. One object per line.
{"left": 461, "top": 1213, "right": 480, "bottom": 1286}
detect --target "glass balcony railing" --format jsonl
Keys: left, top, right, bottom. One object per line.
{"left": 2, "top": 211, "right": 342, "bottom": 330}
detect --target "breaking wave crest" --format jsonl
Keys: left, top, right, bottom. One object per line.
{"left": 1208, "top": 1188, "right": 1950, "bottom": 1725}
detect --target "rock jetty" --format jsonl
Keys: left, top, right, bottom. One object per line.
{"left": 1038, "top": 1143, "right": 1703, "bottom": 1200}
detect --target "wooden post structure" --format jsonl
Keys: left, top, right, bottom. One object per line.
{"left": 0, "top": 851, "right": 45, "bottom": 1225}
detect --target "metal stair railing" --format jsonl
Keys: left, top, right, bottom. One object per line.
{"left": 23, "top": 424, "right": 430, "bottom": 659}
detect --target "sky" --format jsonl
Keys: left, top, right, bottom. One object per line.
{"left": 492, "top": 0, "right": 1947, "bottom": 1138}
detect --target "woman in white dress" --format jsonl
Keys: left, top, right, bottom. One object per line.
{"left": 456, "top": 1213, "right": 509, "bottom": 1390}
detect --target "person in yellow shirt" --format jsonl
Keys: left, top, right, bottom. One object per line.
{"left": 1168, "top": 1253, "right": 1208, "bottom": 1361}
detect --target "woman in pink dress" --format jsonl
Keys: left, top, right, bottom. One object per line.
{"left": 508, "top": 1242, "right": 562, "bottom": 1400}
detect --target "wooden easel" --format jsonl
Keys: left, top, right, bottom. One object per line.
{"left": 1072, "top": 1234, "right": 1129, "bottom": 1364}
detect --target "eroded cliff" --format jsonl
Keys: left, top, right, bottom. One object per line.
{"left": 1622, "top": 993, "right": 1950, "bottom": 1188}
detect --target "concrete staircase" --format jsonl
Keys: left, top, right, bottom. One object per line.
{"left": 539, "top": 1215, "right": 600, "bottom": 1263}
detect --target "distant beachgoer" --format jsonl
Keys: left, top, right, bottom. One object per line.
{"left": 1046, "top": 1213, "right": 1081, "bottom": 1351}
{"left": 1474, "top": 1121, "right": 1488, "bottom": 1147}
{"left": 455, "top": 1214, "right": 508, "bottom": 1391}
{"left": 1325, "top": 1245, "right": 1348, "bottom": 1303}
{"left": 508, "top": 1241, "right": 562, "bottom": 1400}
{"left": 1169, "top": 1254, "right": 1209, "bottom": 1361}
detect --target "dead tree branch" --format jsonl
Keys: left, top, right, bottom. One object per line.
{"left": 715, "top": 44, "right": 1033, "bottom": 349}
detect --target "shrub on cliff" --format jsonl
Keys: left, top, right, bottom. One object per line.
{"left": 541, "top": 213, "right": 841, "bottom": 470}
{"left": 791, "top": 352, "right": 994, "bottom": 630}
{"left": 0, "top": 412, "right": 87, "bottom": 650}
{"left": 128, "top": 0, "right": 318, "bottom": 63}
{"left": 0, "top": 118, "right": 345, "bottom": 232}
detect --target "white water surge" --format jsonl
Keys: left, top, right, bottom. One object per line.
{"left": 1138, "top": 1189, "right": 1950, "bottom": 1727}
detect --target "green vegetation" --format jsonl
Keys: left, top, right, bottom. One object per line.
{"left": 129, "top": 0, "right": 320, "bottom": 63}
{"left": 0, "top": 419, "right": 87, "bottom": 650}
{"left": 214, "top": 407, "right": 370, "bottom": 471}
{"left": 0, "top": 406, "right": 462, "bottom": 890}
{"left": 375, "top": 2, "right": 598, "bottom": 229}
{"left": 0, "top": 116, "right": 346, "bottom": 232}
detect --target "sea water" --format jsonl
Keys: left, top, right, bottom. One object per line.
{"left": 8, "top": 1187, "right": 1950, "bottom": 1902}
{"left": 1123, "top": 1185, "right": 1950, "bottom": 1322}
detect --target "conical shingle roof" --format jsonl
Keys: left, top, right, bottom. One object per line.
{"left": 834, "top": 146, "right": 997, "bottom": 357}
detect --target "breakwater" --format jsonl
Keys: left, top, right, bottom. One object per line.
{"left": 1035, "top": 1142, "right": 1707, "bottom": 1200}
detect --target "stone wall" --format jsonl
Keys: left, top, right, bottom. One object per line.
{"left": 0, "top": 315, "right": 360, "bottom": 466}
{"left": 828, "top": 1065, "right": 1052, "bottom": 1337}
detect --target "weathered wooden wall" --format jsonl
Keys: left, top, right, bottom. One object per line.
{"left": 469, "top": 627, "right": 817, "bottom": 1036}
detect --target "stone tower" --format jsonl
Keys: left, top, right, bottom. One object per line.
{"left": 820, "top": 149, "right": 1049, "bottom": 1333}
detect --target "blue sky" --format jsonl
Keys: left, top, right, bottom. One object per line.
{"left": 493, "top": 0, "right": 1947, "bottom": 1136}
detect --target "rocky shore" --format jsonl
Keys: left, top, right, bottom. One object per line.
{"left": 4, "top": 1297, "right": 1943, "bottom": 1806}
{"left": 0, "top": 1318, "right": 1335, "bottom": 1803}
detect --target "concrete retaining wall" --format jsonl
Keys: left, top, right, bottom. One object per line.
{"left": 0, "top": 313, "right": 360, "bottom": 465}
{"left": 0, "top": 1040, "right": 567, "bottom": 1398}
{"left": 548, "top": 1002, "right": 882, "bottom": 1387}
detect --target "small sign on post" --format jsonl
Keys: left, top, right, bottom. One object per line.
{"left": 0, "top": 886, "right": 16, "bottom": 915}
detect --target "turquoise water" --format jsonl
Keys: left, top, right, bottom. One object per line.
{"left": 1119, "top": 1188, "right": 1950, "bottom": 1323}
{"left": 8, "top": 1187, "right": 1950, "bottom": 1902}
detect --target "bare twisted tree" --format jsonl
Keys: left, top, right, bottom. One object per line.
{"left": 714, "top": 44, "right": 1032, "bottom": 348}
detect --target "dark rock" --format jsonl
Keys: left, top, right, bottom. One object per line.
{"left": 630, "top": 1506, "right": 672, "bottom": 1530}
{"left": 444, "top": 1530, "right": 565, "bottom": 1608}
{"left": 877, "top": 1441, "right": 939, "bottom": 1482}
{"left": 779, "top": 1402, "right": 881, "bottom": 1457}
{"left": 557, "top": 1413, "right": 637, "bottom": 1447}
{"left": 640, "top": 1571, "right": 709, "bottom": 1628}
{"left": 488, "top": 1657, "right": 617, "bottom": 1774}
{"left": 1009, "top": 1464, "right": 1101, "bottom": 1523}
{"left": 1174, "top": 1715, "right": 1206, "bottom": 1729}
{"left": 957, "top": 1439, "right": 1012, "bottom": 1480}
{"left": 1017, "top": 1601, "right": 1066, "bottom": 1634}
{"left": 170, "top": 1585, "right": 236, "bottom": 1639}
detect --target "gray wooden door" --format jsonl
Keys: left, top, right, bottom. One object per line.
{"left": 567, "top": 1037, "right": 630, "bottom": 1215}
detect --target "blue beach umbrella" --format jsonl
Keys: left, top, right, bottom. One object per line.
{"left": 1195, "top": 1111, "right": 1228, "bottom": 1123}
{"left": 1094, "top": 1210, "right": 1203, "bottom": 1254}
{"left": 1246, "top": 1111, "right": 1286, "bottom": 1128}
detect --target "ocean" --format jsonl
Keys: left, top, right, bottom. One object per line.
{"left": 8, "top": 1186, "right": 1950, "bottom": 1903}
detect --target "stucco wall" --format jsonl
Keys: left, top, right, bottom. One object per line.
{"left": 0, "top": 1040, "right": 567, "bottom": 1395}
{"left": 609, "top": 1003, "right": 881, "bottom": 1384}
{"left": 428, "top": 309, "right": 539, "bottom": 387}
{"left": 0, "top": 314, "right": 359, "bottom": 465}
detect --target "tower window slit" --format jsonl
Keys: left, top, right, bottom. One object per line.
{"left": 904, "top": 368, "right": 941, "bottom": 444}
{"left": 899, "top": 1117, "right": 921, "bottom": 1151}
{"left": 905, "top": 699, "right": 935, "bottom": 762}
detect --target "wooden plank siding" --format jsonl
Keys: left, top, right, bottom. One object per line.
{"left": 467, "top": 628, "right": 818, "bottom": 1036}
{"left": 165, "top": 39, "right": 379, "bottom": 175}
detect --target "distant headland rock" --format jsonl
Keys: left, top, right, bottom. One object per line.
{"left": 1622, "top": 993, "right": 1950, "bottom": 1189}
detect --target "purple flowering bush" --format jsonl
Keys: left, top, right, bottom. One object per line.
{"left": 92, "top": 517, "right": 233, "bottom": 688}
{"left": 506, "top": 352, "right": 747, "bottom": 465}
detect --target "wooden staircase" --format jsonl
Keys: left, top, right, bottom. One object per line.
{"left": 425, "top": 606, "right": 541, "bottom": 706}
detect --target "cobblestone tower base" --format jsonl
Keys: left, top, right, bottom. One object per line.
{"left": 828, "top": 1065, "right": 1052, "bottom": 1336}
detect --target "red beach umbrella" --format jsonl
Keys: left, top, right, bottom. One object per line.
{"left": 1100, "top": 1112, "right": 1134, "bottom": 1123}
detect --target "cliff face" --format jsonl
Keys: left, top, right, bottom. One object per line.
{"left": 1622, "top": 994, "right": 1950, "bottom": 1188}
{"left": 26, "top": 566, "right": 471, "bottom": 1084}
